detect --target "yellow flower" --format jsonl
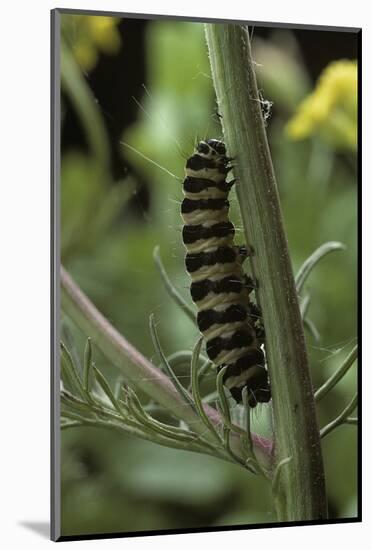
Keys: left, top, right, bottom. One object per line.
{"left": 86, "top": 16, "right": 121, "bottom": 53}
{"left": 63, "top": 15, "right": 122, "bottom": 72}
{"left": 286, "top": 60, "right": 357, "bottom": 151}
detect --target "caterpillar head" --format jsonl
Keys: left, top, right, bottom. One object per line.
{"left": 196, "top": 139, "right": 226, "bottom": 162}
{"left": 186, "top": 139, "right": 229, "bottom": 182}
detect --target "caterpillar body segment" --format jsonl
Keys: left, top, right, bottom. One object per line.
{"left": 181, "top": 139, "right": 271, "bottom": 407}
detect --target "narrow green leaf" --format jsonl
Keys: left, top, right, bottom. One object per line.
{"left": 93, "top": 365, "right": 123, "bottom": 415}
{"left": 320, "top": 393, "right": 358, "bottom": 439}
{"left": 241, "top": 387, "right": 253, "bottom": 454}
{"left": 149, "top": 314, "right": 196, "bottom": 412}
{"left": 244, "top": 457, "right": 259, "bottom": 475}
{"left": 60, "top": 341, "right": 85, "bottom": 400}
{"left": 61, "top": 390, "right": 95, "bottom": 414}
{"left": 197, "top": 359, "right": 213, "bottom": 386}
{"left": 216, "top": 367, "right": 243, "bottom": 432}
{"left": 224, "top": 428, "right": 245, "bottom": 466}
{"left": 61, "top": 321, "right": 81, "bottom": 371}
{"left": 216, "top": 367, "right": 231, "bottom": 423}
{"left": 315, "top": 345, "right": 358, "bottom": 402}
{"left": 62, "top": 389, "right": 130, "bottom": 426}
{"left": 303, "top": 317, "right": 321, "bottom": 342}
{"left": 60, "top": 357, "right": 77, "bottom": 395}
{"left": 166, "top": 350, "right": 209, "bottom": 369}
{"left": 190, "top": 337, "right": 223, "bottom": 445}
{"left": 272, "top": 457, "right": 293, "bottom": 495}
{"left": 153, "top": 246, "right": 196, "bottom": 324}
{"left": 113, "top": 376, "right": 124, "bottom": 400}
{"left": 83, "top": 337, "right": 93, "bottom": 395}
{"left": 299, "top": 294, "right": 311, "bottom": 318}
{"left": 128, "top": 387, "right": 214, "bottom": 447}
{"left": 120, "top": 387, "right": 219, "bottom": 453}
{"left": 295, "top": 241, "right": 346, "bottom": 293}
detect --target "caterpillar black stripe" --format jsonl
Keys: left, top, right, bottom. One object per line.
{"left": 181, "top": 139, "right": 271, "bottom": 407}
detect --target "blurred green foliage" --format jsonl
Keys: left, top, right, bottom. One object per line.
{"left": 60, "top": 16, "right": 358, "bottom": 537}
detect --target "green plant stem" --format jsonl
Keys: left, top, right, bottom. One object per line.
{"left": 60, "top": 266, "right": 273, "bottom": 466}
{"left": 205, "top": 24, "right": 327, "bottom": 521}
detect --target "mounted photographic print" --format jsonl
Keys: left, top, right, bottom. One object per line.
{"left": 51, "top": 8, "right": 360, "bottom": 542}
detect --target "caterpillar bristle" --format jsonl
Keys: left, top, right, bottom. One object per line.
{"left": 181, "top": 139, "right": 271, "bottom": 407}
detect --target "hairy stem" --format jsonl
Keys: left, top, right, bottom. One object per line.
{"left": 205, "top": 23, "right": 327, "bottom": 521}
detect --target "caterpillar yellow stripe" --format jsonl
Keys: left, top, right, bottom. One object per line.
{"left": 181, "top": 139, "right": 271, "bottom": 407}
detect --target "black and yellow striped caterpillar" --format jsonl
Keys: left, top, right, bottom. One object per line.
{"left": 181, "top": 139, "right": 271, "bottom": 407}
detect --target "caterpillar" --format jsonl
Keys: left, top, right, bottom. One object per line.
{"left": 181, "top": 139, "right": 271, "bottom": 407}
